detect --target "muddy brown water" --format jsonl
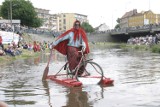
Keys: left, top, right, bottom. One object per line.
{"left": 0, "top": 46, "right": 160, "bottom": 107}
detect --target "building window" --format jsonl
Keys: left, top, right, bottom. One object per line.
{"left": 63, "top": 15, "right": 66, "bottom": 17}
{"left": 63, "top": 19, "right": 66, "bottom": 24}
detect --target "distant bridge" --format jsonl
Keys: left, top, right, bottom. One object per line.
{"left": 109, "top": 24, "right": 160, "bottom": 42}
{"left": 87, "top": 24, "right": 160, "bottom": 43}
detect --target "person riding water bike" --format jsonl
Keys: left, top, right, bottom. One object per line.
{"left": 52, "top": 20, "right": 90, "bottom": 75}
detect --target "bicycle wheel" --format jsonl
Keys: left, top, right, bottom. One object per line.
{"left": 76, "top": 61, "right": 104, "bottom": 84}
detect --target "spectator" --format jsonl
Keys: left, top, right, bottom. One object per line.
{"left": 33, "top": 41, "right": 38, "bottom": 52}
{"left": 22, "top": 42, "right": 28, "bottom": 49}
{"left": 0, "top": 48, "right": 5, "bottom": 56}
{"left": 28, "top": 41, "right": 33, "bottom": 51}
{"left": 0, "top": 36, "right": 4, "bottom": 50}
{"left": 4, "top": 43, "right": 15, "bottom": 56}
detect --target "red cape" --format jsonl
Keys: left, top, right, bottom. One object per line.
{"left": 54, "top": 28, "right": 90, "bottom": 55}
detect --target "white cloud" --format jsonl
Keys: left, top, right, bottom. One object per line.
{"left": 0, "top": 0, "right": 160, "bottom": 28}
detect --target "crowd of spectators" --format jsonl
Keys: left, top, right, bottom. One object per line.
{"left": 0, "top": 22, "right": 54, "bottom": 57}
{"left": 127, "top": 33, "right": 160, "bottom": 46}
{"left": 0, "top": 22, "right": 14, "bottom": 32}
{"left": 0, "top": 34, "right": 52, "bottom": 57}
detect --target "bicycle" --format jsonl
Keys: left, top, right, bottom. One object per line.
{"left": 55, "top": 50, "right": 104, "bottom": 84}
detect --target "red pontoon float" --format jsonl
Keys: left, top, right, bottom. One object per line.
{"left": 47, "top": 74, "right": 114, "bottom": 87}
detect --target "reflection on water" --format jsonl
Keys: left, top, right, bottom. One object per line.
{"left": 0, "top": 46, "right": 160, "bottom": 107}
{"left": 42, "top": 81, "right": 53, "bottom": 107}
{"left": 66, "top": 87, "right": 91, "bottom": 107}
{"left": 41, "top": 81, "right": 105, "bottom": 107}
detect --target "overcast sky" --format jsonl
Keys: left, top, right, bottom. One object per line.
{"left": 0, "top": 0, "right": 160, "bottom": 28}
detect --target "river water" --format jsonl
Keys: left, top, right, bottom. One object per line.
{"left": 0, "top": 45, "right": 160, "bottom": 107}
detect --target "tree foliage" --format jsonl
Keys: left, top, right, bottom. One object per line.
{"left": 0, "top": 0, "right": 42, "bottom": 27}
{"left": 81, "top": 22, "right": 94, "bottom": 33}
{"left": 114, "top": 18, "right": 120, "bottom": 29}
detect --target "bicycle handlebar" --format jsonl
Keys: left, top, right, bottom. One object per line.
{"left": 78, "top": 50, "right": 84, "bottom": 56}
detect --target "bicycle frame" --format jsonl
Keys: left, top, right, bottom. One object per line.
{"left": 54, "top": 50, "right": 90, "bottom": 77}
{"left": 73, "top": 50, "right": 87, "bottom": 78}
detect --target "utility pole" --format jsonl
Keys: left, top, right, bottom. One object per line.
{"left": 10, "top": 0, "right": 12, "bottom": 27}
{"left": 149, "top": 0, "right": 150, "bottom": 10}
{"left": 112, "top": 14, "right": 113, "bottom": 29}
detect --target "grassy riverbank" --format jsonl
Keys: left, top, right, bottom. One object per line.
{"left": 90, "top": 42, "right": 160, "bottom": 54}
{"left": 120, "top": 43, "right": 160, "bottom": 53}
{"left": 0, "top": 49, "right": 40, "bottom": 64}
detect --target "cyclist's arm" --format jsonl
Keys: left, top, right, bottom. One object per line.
{"left": 81, "top": 40, "right": 86, "bottom": 51}
{"left": 53, "top": 32, "right": 71, "bottom": 46}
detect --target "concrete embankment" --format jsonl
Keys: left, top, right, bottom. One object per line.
{"left": 28, "top": 33, "right": 113, "bottom": 43}
{"left": 87, "top": 33, "right": 113, "bottom": 42}
{"left": 27, "top": 33, "right": 55, "bottom": 43}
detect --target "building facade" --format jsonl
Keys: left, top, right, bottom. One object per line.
{"left": 35, "top": 8, "right": 88, "bottom": 32}
{"left": 128, "top": 10, "right": 159, "bottom": 27}
{"left": 35, "top": 8, "right": 57, "bottom": 31}
{"left": 57, "top": 13, "right": 88, "bottom": 32}
{"left": 120, "top": 9, "right": 160, "bottom": 28}
{"left": 128, "top": 13, "right": 143, "bottom": 27}
{"left": 119, "top": 9, "right": 137, "bottom": 28}
{"left": 95, "top": 23, "right": 109, "bottom": 32}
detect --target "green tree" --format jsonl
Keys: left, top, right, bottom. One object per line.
{"left": 81, "top": 22, "right": 94, "bottom": 33}
{"left": 114, "top": 18, "right": 120, "bottom": 29}
{"left": 0, "top": 0, "right": 42, "bottom": 27}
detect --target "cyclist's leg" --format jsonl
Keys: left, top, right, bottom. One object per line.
{"left": 77, "top": 59, "right": 87, "bottom": 76}
{"left": 66, "top": 46, "right": 81, "bottom": 74}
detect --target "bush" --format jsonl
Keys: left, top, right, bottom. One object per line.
{"left": 151, "top": 45, "right": 160, "bottom": 53}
